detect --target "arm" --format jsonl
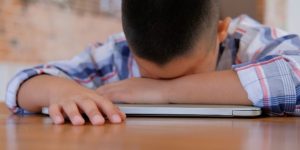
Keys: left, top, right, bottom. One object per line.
{"left": 6, "top": 38, "right": 126, "bottom": 125}
{"left": 96, "top": 70, "right": 251, "bottom": 105}
{"left": 166, "top": 70, "right": 251, "bottom": 105}
{"left": 228, "top": 19, "right": 300, "bottom": 116}
{"left": 18, "top": 75, "right": 125, "bottom": 125}
{"left": 18, "top": 75, "right": 78, "bottom": 112}
{"left": 97, "top": 54, "right": 300, "bottom": 116}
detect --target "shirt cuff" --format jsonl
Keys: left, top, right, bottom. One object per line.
{"left": 5, "top": 65, "right": 70, "bottom": 114}
{"left": 233, "top": 56, "right": 297, "bottom": 115}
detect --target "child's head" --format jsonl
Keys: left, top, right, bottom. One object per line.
{"left": 122, "top": 0, "right": 231, "bottom": 79}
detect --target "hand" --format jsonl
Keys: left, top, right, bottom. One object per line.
{"left": 96, "top": 78, "right": 170, "bottom": 104}
{"left": 48, "top": 85, "right": 126, "bottom": 126}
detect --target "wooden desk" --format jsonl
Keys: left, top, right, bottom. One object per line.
{"left": 0, "top": 103, "right": 299, "bottom": 150}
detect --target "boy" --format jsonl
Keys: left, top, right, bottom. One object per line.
{"left": 6, "top": 0, "right": 300, "bottom": 126}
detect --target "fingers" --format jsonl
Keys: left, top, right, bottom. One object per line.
{"left": 96, "top": 84, "right": 127, "bottom": 103}
{"left": 49, "top": 104, "right": 64, "bottom": 125}
{"left": 117, "top": 107, "right": 127, "bottom": 120}
{"left": 49, "top": 89, "right": 127, "bottom": 125}
{"left": 97, "top": 85, "right": 127, "bottom": 120}
{"left": 49, "top": 97, "right": 126, "bottom": 125}
{"left": 62, "top": 102, "right": 85, "bottom": 125}
{"left": 95, "top": 85, "right": 112, "bottom": 99}
{"left": 90, "top": 94, "right": 124, "bottom": 124}
{"left": 76, "top": 100, "right": 105, "bottom": 125}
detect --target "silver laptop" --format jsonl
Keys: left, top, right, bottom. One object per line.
{"left": 42, "top": 104, "right": 261, "bottom": 117}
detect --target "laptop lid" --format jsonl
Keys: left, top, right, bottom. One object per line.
{"left": 42, "top": 104, "right": 261, "bottom": 117}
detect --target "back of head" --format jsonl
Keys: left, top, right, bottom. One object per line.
{"left": 122, "top": 0, "right": 219, "bottom": 66}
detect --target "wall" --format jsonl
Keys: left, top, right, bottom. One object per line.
{"left": 286, "top": 0, "right": 300, "bottom": 35}
{"left": 220, "top": 0, "right": 263, "bottom": 22}
{"left": 264, "top": 0, "right": 286, "bottom": 29}
{"left": 0, "top": 0, "right": 122, "bottom": 63}
{"left": 0, "top": 0, "right": 122, "bottom": 101}
{"left": 264, "top": 0, "right": 300, "bottom": 35}
{"left": 0, "top": 63, "right": 34, "bottom": 101}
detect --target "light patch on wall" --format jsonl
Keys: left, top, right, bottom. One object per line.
{"left": 0, "top": 63, "right": 34, "bottom": 101}
{"left": 264, "top": 0, "right": 287, "bottom": 29}
{"left": 286, "top": 0, "right": 300, "bottom": 35}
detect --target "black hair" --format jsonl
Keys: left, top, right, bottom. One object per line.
{"left": 122, "top": 0, "right": 219, "bottom": 66}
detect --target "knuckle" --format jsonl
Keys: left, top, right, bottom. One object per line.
{"left": 49, "top": 104, "right": 58, "bottom": 109}
{"left": 49, "top": 105, "right": 58, "bottom": 113}
{"left": 106, "top": 104, "right": 118, "bottom": 112}
{"left": 62, "top": 104, "right": 77, "bottom": 114}
{"left": 99, "top": 97, "right": 113, "bottom": 106}
{"left": 91, "top": 95, "right": 118, "bottom": 112}
{"left": 80, "top": 101, "right": 100, "bottom": 115}
{"left": 71, "top": 94, "right": 90, "bottom": 102}
{"left": 100, "top": 84, "right": 116, "bottom": 94}
{"left": 99, "top": 101, "right": 116, "bottom": 112}
{"left": 49, "top": 107, "right": 59, "bottom": 116}
{"left": 80, "top": 99, "right": 94, "bottom": 107}
{"left": 68, "top": 111, "right": 80, "bottom": 118}
{"left": 86, "top": 109, "right": 100, "bottom": 117}
{"left": 60, "top": 101, "right": 73, "bottom": 108}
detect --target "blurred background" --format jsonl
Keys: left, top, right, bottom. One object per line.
{"left": 0, "top": 0, "right": 299, "bottom": 100}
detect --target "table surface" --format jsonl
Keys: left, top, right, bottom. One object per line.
{"left": 0, "top": 103, "right": 299, "bottom": 150}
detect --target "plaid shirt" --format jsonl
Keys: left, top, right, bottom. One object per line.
{"left": 6, "top": 15, "right": 300, "bottom": 116}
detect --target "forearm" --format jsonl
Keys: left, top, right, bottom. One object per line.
{"left": 17, "top": 75, "right": 83, "bottom": 112}
{"left": 167, "top": 70, "right": 252, "bottom": 105}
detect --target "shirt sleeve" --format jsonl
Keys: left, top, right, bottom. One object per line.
{"left": 230, "top": 16, "right": 300, "bottom": 116}
{"left": 233, "top": 53, "right": 300, "bottom": 116}
{"left": 5, "top": 34, "right": 124, "bottom": 114}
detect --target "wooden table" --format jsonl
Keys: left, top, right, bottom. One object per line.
{"left": 0, "top": 103, "right": 299, "bottom": 150}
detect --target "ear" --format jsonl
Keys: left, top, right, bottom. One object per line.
{"left": 217, "top": 17, "right": 231, "bottom": 43}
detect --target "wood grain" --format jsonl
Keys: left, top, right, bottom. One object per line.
{"left": 0, "top": 103, "right": 300, "bottom": 150}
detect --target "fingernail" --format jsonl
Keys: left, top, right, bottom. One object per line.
{"left": 54, "top": 116, "right": 63, "bottom": 124}
{"left": 111, "top": 114, "right": 121, "bottom": 123}
{"left": 92, "top": 115, "right": 104, "bottom": 125}
{"left": 73, "top": 116, "right": 84, "bottom": 125}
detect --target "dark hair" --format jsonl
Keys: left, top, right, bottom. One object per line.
{"left": 122, "top": 0, "right": 219, "bottom": 65}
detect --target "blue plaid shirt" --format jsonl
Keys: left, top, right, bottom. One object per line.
{"left": 6, "top": 15, "right": 300, "bottom": 116}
